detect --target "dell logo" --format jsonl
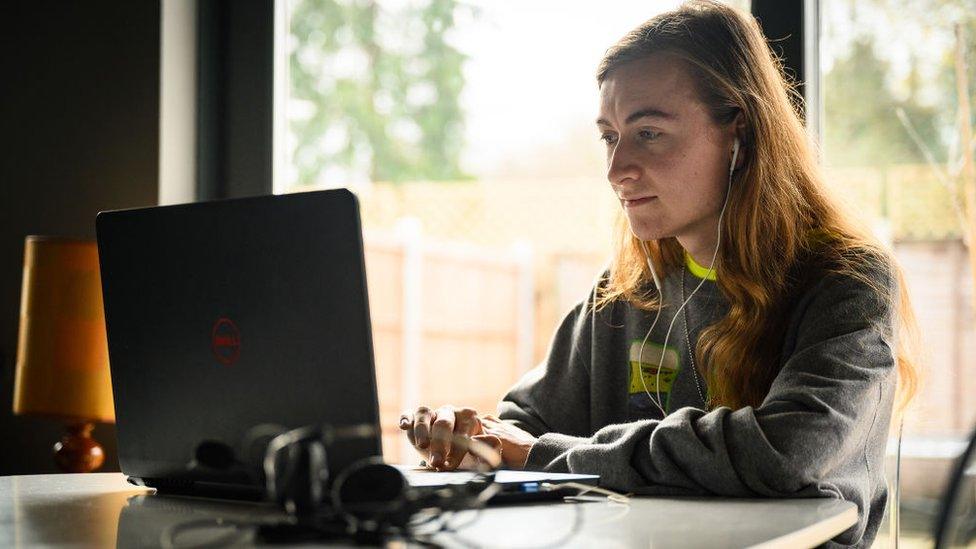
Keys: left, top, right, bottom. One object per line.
{"left": 211, "top": 317, "right": 240, "bottom": 365}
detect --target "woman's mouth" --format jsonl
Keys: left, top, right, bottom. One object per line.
{"left": 622, "top": 196, "right": 656, "bottom": 208}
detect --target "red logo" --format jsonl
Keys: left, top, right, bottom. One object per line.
{"left": 211, "top": 317, "right": 240, "bottom": 365}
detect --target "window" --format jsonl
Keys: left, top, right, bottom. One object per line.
{"left": 820, "top": 0, "right": 976, "bottom": 544}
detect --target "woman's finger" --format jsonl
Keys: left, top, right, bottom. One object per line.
{"left": 471, "top": 434, "right": 503, "bottom": 468}
{"left": 428, "top": 405, "right": 456, "bottom": 468}
{"left": 413, "top": 406, "right": 433, "bottom": 449}
{"left": 405, "top": 424, "right": 417, "bottom": 448}
{"left": 443, "top": 407, "right": 480, "bottom": 470}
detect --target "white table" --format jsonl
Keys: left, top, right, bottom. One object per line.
{"left": 0, "top": 473, "right": 857, "bottom": 548}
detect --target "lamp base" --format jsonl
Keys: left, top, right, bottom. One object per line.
{"left": 53, "top": 422, "right": 104, "bottom": 473}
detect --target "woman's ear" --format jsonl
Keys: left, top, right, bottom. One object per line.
{"left": 732, "top": 111, "right": 746, "bottom": 171}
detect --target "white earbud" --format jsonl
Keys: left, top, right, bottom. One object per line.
{"left": 730, "top": 138, "right": 740, "bottom": 176}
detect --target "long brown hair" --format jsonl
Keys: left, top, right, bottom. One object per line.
{"left": 593, "top": 0, "right": 920, "bottom": 412}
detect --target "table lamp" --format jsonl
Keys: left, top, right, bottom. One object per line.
{"left": 13, "top": 236, "right": 115, "bottom": 473}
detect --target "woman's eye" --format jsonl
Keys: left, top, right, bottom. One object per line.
{"left": 600, "top": 133, "right": 618, "bottom": 145}
{"left": 639, "top": 129, "right": 660, "bottom": 141}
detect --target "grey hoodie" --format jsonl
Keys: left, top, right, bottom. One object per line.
{"left": 498, "top": 254, "right": 896, "bottom": 548}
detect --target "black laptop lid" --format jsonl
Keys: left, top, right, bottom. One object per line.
{"left": 96, "top": 189, "right": 381, "bottom": 491}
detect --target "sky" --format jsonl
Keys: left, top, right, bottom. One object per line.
{"left": 820, "top": 0, "right": 962, "bottom": 107}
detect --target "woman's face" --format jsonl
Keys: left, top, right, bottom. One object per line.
{"left": 598, "top": 53, "right": 739, "bottom": 252}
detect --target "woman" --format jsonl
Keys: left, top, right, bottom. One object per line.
{"left": 398, "top": 2, "right": 920, "bottom": 547}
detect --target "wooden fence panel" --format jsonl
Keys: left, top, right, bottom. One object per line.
{"left": 362, "top": 229, "right": 532, "bottom": 463}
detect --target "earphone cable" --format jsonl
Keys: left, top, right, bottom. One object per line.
{"left": 638, "top": 139, "right": 739, "bottom": 416}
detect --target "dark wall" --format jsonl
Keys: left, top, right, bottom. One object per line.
{"left": 0, "top": 1, "right": 160, "bottom": 475}
{"left": 751, "top": 0, "right": 806, "bottom": 105}
{"left": 197, "top": 0, "right": 275, "bottom": 200}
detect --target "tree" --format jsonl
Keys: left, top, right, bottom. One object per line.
{"left": 288, "top": 0, "right": 473, "bottom": 186}
{"left": 823, "top": 37, "right": 943, "bottom": 167}
{"left": 828, "top": 0, "right": 976, "bottom": 312}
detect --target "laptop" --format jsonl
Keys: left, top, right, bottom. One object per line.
{"left": 96, "top": 189, "right": 598, "bottom": 502}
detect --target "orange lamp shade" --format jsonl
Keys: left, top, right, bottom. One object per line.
{"left": 13, "top": 236, "right": 115, "bottom": 423}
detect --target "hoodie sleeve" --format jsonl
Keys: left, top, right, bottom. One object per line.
{"left": 522, "top": 263, "right": 897, "bottom": 502}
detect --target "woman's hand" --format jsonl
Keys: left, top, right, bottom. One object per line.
{"left": 477, "top": 414, "right": 537, "bottom": 470}
{"left": 398, "top": 407, "right": 538, "bottom": 471}
{"left": 399, "top": 405, "right": 485, "bottom": 471}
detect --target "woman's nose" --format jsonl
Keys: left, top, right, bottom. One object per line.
{"left": 607, "top": 141, "right": 642, "bottom": 186}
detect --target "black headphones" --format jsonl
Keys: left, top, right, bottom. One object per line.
{"left": 194, "top": 422, "right": 500, "bottom": 543}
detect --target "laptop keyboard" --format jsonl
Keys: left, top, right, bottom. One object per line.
{"left": 399, "top": 468, "right": 479, "bottom": 487}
